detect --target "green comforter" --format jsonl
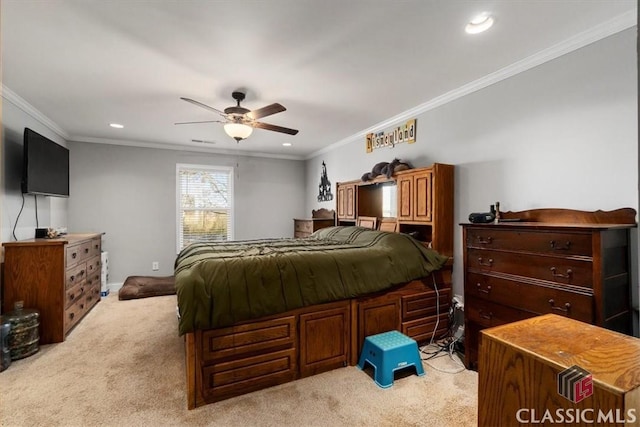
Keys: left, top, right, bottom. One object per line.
{"left": 175, "top": 226, "right": 448, "bottom": 335}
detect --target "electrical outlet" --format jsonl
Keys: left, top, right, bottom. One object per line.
{"left": 152, "top": 261, "right": 159, "bottom": 271}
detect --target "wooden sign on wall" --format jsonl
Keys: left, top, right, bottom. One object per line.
{"left": 365, "top": 119, "right": 416, "bottom": 153}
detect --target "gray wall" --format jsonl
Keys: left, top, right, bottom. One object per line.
{"left": 67, "top": 142, "right": 306, "bottom": 283}
{"left": 305, "top": 29, "right": 638, "bottom": 302}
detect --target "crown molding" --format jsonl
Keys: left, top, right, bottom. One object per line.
{"left": 1, "top": 85, "right": 70, "bottom": 139}
{"left": 68, "top": 136, "right": 305, "bottom": 161}
{"left": 305, "top": 9, "right": 637, "bottom": 160}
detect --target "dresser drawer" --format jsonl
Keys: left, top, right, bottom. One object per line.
{"left": 86, "top": 270, "right": 101, "bottom": 289}
{"left": 294, "top": 220, "right": 313, "bottom": 233}
{"left": 66, "top": 243, "right": 83, "bottom": 266}
{"left": 466, "top": 296, "right": 533, "bottom": 328}
{"left": 65, "top": 282, "right": 86, "bottom": 309}
{"left": 85, "top": 285, "right": 100, "bottom": 309}
{"left": 89, "top": 237, "right": 101, "bottom": 257}
{"left": 466, "top": 272, "right": 593, "bottom": 323}
{"left": 294, "top": 231, "right": 311, "bottom": 238}
{"left": 64, "top": 295, "right": 88, "bottom": 333}
{"left": 67, "top": 241, "right": 92, "bottom": 266}
{"left": 86, "top": 254, "right": 101, "bottom": 276}
{"left": 466, "top": 228, "right": 592, "bottom": 257}
{"left": 65, "top": 263, "right": 87, "bottom": 290}
{"left": 467, "top": 248, "right": 593, "bottom": 288}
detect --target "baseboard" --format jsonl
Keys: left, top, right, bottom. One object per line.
{"left": 107, "top": 282, "right": 123, "bottom": 293}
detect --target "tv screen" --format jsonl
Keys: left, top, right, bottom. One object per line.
{"left": 22, "top": 128, "right": 70, "bottom": 197}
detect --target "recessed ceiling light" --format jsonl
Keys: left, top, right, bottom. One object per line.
{"left": 282, "top": 142, "right": 292, "bottom": 147}
{"left": 465, "top": 13, "right": 494, "bottom": 34}
{"left": 109, "top": 123, "right": 124, "bottom": 129}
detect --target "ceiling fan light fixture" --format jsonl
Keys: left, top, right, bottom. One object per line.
{"left": 224, "top": 122, "right": 253, "bottom": 142}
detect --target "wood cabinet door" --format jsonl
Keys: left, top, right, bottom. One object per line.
{"left": 336, "top": 184, "right": 356, "bottom": 219}
{"left": 413, "top": 170, "right": 432, "bottom": 222}
{"left": 299, "top": 303, "right": 350, "bottom": 378}
{"left": 337, "top": 185, "right": 346, "bottom": 218}
{"left": 397, "top": 175, "right": 413, "bottom": 220}
{"left": 356, "top": 298, "right": 400, "bottom": 359}
{"left": 345, "top": 185, "right": 355, "bottom": 219}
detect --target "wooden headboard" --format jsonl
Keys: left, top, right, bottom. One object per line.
{"left": 312, "top": 208, "right": 336, "bottom": 220}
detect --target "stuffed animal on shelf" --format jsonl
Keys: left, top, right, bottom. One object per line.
{"left": 361, "top": 158, "right": 412, "bottom": 181}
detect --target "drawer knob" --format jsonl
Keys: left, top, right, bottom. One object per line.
{"left": 477, "top": 236, "right": 493, "bottom": 245}
{"left": 550, "top": 267, "right": 572, "bottom": 279}
{"left": 478, "top": 257, "right": 493, "bottom": 267}
{"left": 72, "top": 253, "right": 77, "bottom": 259}
{"left": 84, "top": 248, "right": 89, "bottom": 254}
{"left": 550, "top": 240, "right": 571, "bottom": 251}
{"left": 479, "top": 310, "right": 493, "bottom": 320}
{"left": 476, "top": 283, "right": 492, "bottom": 294}
{"left": 69, "top": 293, "right": 75, "bottom": 300}
{"left": 549, "top": 299, "right": 571, "bottom": 313}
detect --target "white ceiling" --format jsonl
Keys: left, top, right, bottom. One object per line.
{"left": 2, "top": 1, "right": 636, "bottom": 160}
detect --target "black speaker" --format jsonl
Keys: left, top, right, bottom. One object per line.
{"left": 35, "top": 228, "right": 48, "bottom": 238}
{"left": 468, "top": 212, "right": 495, "bottom": 224}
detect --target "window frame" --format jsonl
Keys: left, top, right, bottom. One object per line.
{"left": 175, "top": 163, "right": 234, "bottom": 253}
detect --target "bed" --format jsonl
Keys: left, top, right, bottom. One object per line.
{"left": 176, "top": 226, "right": 452, "bottom": 408}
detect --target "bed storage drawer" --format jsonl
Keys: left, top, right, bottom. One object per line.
{"left": 401, "top": 290, "right": 450, "bottom": 322}
{"left": 201, "top": 316, "right": 296, "bottom": 363}
{"left": 402, "top": 312, "right": 449, "bottom": 343}
{"left": 201, "top": 348, "right": 297, "bottom": 401}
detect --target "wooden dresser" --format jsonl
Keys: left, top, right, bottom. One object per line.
{"left": 293, "top": 208, "right": 335, "bottom": 238}
{"left": 2, "top": 233, "right": 103, "bottom": 344}
{"left": 461, "top": 208, "right": 636, "bottom": 370}
{"left": 479, "top": 314, "right": 640, "bottom": 426}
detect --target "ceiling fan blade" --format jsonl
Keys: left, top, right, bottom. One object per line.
{"left": 247, "top": 103, "right": 286, "bottom": 120}
{"left": 253, "top": 121, "right": 299, "bottom": 135}
{"left": 174, "top": 120, "right": 224, "bottom": 125}
{"left": 180, "top": 97, "right": 226, "bottom": 116}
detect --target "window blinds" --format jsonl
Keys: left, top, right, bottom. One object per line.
{"left": 177, "top": 164, "right": 233, "bottom": 250}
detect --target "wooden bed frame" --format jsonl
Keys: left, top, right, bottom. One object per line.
{"left": 184, "top": 261, "right": 452, "bottom": 409}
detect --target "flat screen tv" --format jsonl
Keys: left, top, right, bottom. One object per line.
{"left": 22, "top": 128, "right": 70, "bottom": 197}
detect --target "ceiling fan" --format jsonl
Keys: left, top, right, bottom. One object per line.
{"left": 176, "top": 91, "right": 299, "bottom": 142}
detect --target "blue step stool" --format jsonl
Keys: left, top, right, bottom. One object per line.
{"left": 357, "top": 330, "right": 424, "bottom": 388}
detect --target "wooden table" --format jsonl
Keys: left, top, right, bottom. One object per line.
{"left": 478, "top": 314, "right": 640, "bottom": 426}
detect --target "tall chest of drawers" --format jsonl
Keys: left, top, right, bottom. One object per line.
{"left": 2, "top": 233, "right": 103, "bottom": 344}
{"left": 461, "top": 208, "right": 636, "bottom": 370}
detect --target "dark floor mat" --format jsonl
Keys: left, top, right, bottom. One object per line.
{"left": 118, "top": 276, "right": 176, "bottom": 300}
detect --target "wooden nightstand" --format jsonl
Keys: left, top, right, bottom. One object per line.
{"left": 293, "top": 208, "right": 335, "bottom": 238}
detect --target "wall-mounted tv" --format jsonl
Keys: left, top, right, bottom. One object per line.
{"left": 22, "top": 128, "right": 70, "bottom": 197}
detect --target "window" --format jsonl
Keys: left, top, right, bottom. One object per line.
{"left": 176, "top": 164, "right": 234, "bottom": 251}
{"left": 382, "top": 184, "right": 397, "bottom": 218}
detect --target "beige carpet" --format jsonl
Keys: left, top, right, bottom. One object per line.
{"left": 0, "top": 294, "right": 478, "bottom": 426}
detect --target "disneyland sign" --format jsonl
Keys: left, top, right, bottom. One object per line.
{"left": 365, "top": 119, "right": 416, "bottom": 153}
